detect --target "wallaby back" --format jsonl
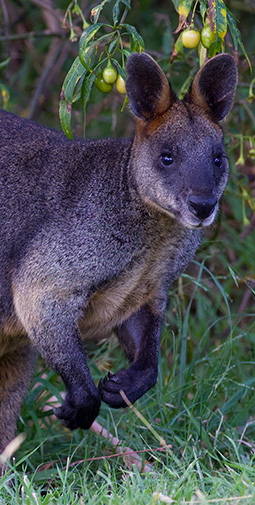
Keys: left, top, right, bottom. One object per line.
{"left": 0, "top": 53, "right": 237, "bottom": 469}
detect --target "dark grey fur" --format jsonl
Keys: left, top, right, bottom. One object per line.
{"left": 0, "top": 53, "right": 237, "bottom": 469}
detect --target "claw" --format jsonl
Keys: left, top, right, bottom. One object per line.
{"left": 109, "top": 374, "right": 119, "bottom": 383}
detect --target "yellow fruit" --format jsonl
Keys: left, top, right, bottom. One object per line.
{"left": 115, "top": 75, "right": 126, "bottom": 95}
{"left": 182, "top": 29, "right": 201, "bottom": 49}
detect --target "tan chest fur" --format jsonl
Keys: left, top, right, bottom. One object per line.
{"left": 79, "top": 235, "right": 178, "bottom": 340}
{"left": 0, "top": 319, "right": 28, "bottom": 358}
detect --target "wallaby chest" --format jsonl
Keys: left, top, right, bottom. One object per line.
{"left": 80, "top": 222, "right": 200, "bottom": 340}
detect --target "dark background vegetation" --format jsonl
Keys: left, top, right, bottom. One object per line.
{"left": 0, "top": 0, "right": 255, "bottom": 502}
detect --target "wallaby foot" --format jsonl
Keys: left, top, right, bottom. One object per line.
{"left": 54, "top": 384, "right": 100, "bottom": 430}
{"left": 98, "top": 363, "right": 157, "bottom": 408}
{"left": 99, "top": 303, "right": 163, "bottom": 408}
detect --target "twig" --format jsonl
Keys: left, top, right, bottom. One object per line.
{"left": 29, "top": 0, "right": 82, "bottom": 34}
{"left": 243, "top": 101, "right": 255, "bottom": 129}
{"left": 0, "top": 31, "right": 64, "bottom": 42}
{"left": 28, "top": 41, "right": 63, "bottom": 119}
{"left": 29, "top": 0, "right": 62, "bottom": 21}
{"left": 90, "top": 420, "right": 156, "bottom": 473}
{"left": 66, "top": 445, "right": 170, "bottom": 466}
{"left": 237, "top": 286, "right": 254, "bottom": 315}
{"left": 0, "top": 0, "right": 9, "bottom": 36}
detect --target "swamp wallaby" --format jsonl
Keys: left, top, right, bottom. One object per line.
{"left": 0, "top": 52, "right": 237, "bottom": 467}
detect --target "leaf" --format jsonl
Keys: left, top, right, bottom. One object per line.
{"left": 112, "top": 0, "right": 131, "bottom": 25}
{"left": 108, "top": 35, "right": 120, "bottom": 54}
{"left": 79, "top": 23, "right": 103, "bottom": 53}
{"left": 61, "top": 56, "right": 86, "bottom": 102}
{"left": 226, "top": 9, "right": 251, "bottom": 69}
{"left": 90, "top": 1, "right": 111, "bottom": 24}
{"left": 121, "top": 23, "right": 145, "bottom": 53}
{"left": 121, "top": 48, "right": 133, "bottom": 59}
{"left": 177, "top": 0, "right": 193, "bottom": 18}
{"left": 200, "top": 0, "right": 207, "bottom": 21}
{"left": 72, "top": 74, "right": 86, "bottom": 103}
{"left": 59, "top": 100, "right": 73, "bottom": 140}
{"left": 0, "top": 57, "right": 10, "bottom": 70}
{"left": 170, "top": 31, "right": 183, "bottom": 63}
{"left": 79, "top": 41, "right": 98, "bottom": 71}
{"left": 81, "top": 72, "right": 96, "bottom": 137}
{"left": 0, "top": 82, "right": 10, "bottom": 109}
{"left": 208, "top": 0, "right": 227, "bottom": 41}
{"left": 111, "top": 58, "right": 127, "bottom": 80}
{"left": 171, "top": 0, "right": 190, "bottom": 16}
{"left": 173, "top": 0, "right": 193, "bottom": 33}
{"left": 208, "top": 38, "right": 222, "bottom": 58}
{"left": 170, "top": 0, "right": 180, "bottom": 11}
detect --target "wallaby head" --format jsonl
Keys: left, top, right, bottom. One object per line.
{"left": 125, "top": 53, "right": 237, "bottom": 229}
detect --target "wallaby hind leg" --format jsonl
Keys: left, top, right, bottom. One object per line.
{"left": 0, "top": 344, "right": 36, "bottom": 475}
{"left": 99, "top": 302, "right": 164, "bottom": 408}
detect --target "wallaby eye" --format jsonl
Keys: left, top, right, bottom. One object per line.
{"left": 214, "top": 156, "right": 223, "bottom": 168}
{"left": 160, "top": 154, "right": 173, "bottom": 166}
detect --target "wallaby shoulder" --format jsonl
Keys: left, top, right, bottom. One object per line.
{"left": 0, "top": 110, "right": 133, "bottom": 243}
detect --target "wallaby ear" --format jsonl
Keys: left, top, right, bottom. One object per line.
{"left": 125, "top": 52, "right": 175, "bottom": 121}
{"left": 188, "top": 53, "right": 238, "bottom": 121}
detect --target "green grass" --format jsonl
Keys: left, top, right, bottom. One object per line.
{"left": 1, "top": 209, "right": 255, "bottom": 504}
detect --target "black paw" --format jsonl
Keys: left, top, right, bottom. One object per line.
{"left": 54, "top": 387, "right": 101, "bottom": 430}
{"left": 98, "top": 367, "right": 157, "bottom": 408}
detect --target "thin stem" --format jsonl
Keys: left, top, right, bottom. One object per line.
{"left": 243, "top": 101, "right": 255, "bottom": 129}
{"left": 119, "top": 6, "right": 130, "bottom": 26}
{"left": 0, "top": 31, "right": 64, "bottom": 41}
{"left": 191, "top": 0, "right": 200, "bottom": 25}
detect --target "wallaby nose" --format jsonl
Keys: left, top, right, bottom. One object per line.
{"left": 188, "top": 195, "right": 217, "bottom": 221}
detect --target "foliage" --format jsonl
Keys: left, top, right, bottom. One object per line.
{"left": 0, "top": 0, "right": 255, "bottom": 502}
{"left": 59, "top": 0, "right": 251, "bottom": 138}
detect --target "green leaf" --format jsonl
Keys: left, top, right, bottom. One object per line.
{"left": 0, "top": 82, "right": 10, "bottom": 109}
{"left": 59, "top": 100, "right": 73, "bottom": 140}
{"left": 121, "top": 23, "right": 145, "bottom": 53}
{"left": 121, "top": 48, "right": 133, "bottom": 59}
{"left": 111, "top": 58, "right": 127, "bottom": 80}
{"left": 72, "top": 74, "right": 86, "bottom": 103}
{"left": 173, "top": 31, "right": 184, "bottom": 55}
{"left": 79, "top": 42, "right": 98, "bottom": 71}
{"left": 200, "top": 0, "right": 207, "bottom": 21}
{"left": 208, "top": 0, "right": 227, "bottom": 41}
{"left": 90, "top": 1, "right": 111, "bottom": 24}
{"left": 81, "top": 72, "right": 96, "bottom": 137}
{"left": 112, "top": 0, "right": 131, "bottom": 25}
{"left": 208, "top": 37, "right": 222, "bottom": 57}
{"left": 171, "top": 0, "right": 193, "bottom": 18}
{"left": 171, "top": 0, "right": 180, "bottom": 11}
{"left": 61, "top": 56, "right": 86, "bottom": 102}
{"left": 79, "top": 23, "right": 103, "bottom": 52}
{"left": 108, "top": 35, "right": 120, "bottom": 55}
{"left": 0, "top": 57, "right": 10, "bottom": 70}
{"left": 226, "top": 9, "right": 251, "bottom": 69}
